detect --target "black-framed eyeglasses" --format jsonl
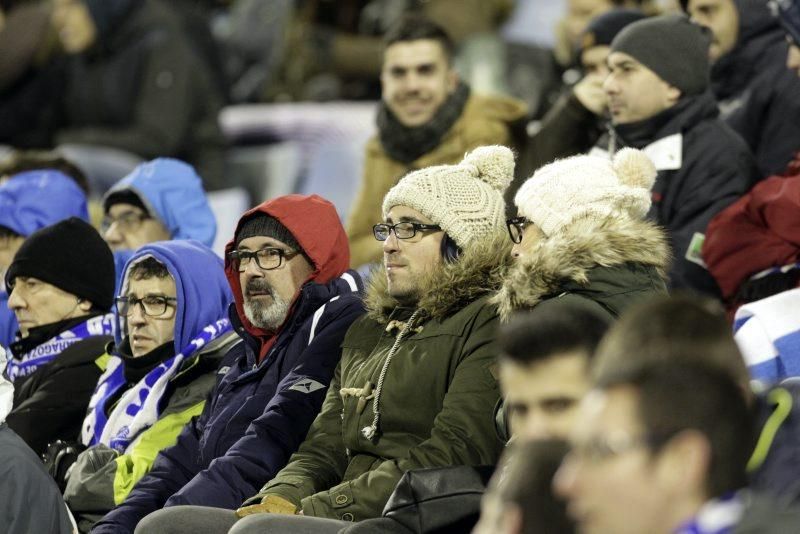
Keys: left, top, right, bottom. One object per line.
{"left": 373, "top": 222, "right": 442, "bottom": 241}
{"left": 115, "top": 295, "right": 177, "bottom": 317}
{"left": 227, "top": 247, "right": 300, "bottom": 272}
{"left": 102, "top": 211, "right": 151, "bottom": 233}
{"left": 506, "top": 216, "right": 531, "bottom": 244}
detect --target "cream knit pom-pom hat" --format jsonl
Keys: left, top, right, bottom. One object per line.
{"left": 514, "top": 148, "right": 656, "bottom": 237}
{"left": 382, "top": 145, "right": 513, "bottom": 248}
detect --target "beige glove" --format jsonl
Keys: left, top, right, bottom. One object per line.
{"left": 235, "top": 495, "right": 298, "bottom": 519}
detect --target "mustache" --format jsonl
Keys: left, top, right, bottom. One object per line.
{"left": 244, "top": 279, "right": 274, "bottom": 297}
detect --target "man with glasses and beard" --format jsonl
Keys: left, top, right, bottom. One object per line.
{"left": 92, "top": 194, "right": 365, "bottom": 534}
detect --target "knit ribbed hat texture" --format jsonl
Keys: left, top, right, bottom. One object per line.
{"left": 235, "top": 214, "right": 301, "bottom": 252}
{"left": 382, "top": 145, "right": 513, "bottom": 248}
{"left": 515, "top": 148, "right": 656, "bottom": 237}
{"left": 5, "top": 217, "right": 115, "bottom": 310}
{"left": 611, "top": 14, "right": 711, "bottom": 96}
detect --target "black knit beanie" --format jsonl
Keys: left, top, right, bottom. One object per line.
{"left": 580, "top": 9, "right": 647, "bottom": 54}
{"left": 235, "top": 214, "right": 302, "bottom": 252}
{"left": 5, "top": 217, "right": 115, "bottom": 310}
{"left": 611, "top": 14, "right": 712, "bottom": 96}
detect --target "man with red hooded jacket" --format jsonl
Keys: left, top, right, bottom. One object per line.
{"left": 91, "top": 194, "right": 365, "bottom": 534}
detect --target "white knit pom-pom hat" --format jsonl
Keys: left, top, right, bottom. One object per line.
{"left": 382, "top": 145, "right": 514, "bottom": 248}
{"left": 514, "top": 148, "right": 656, "bottom": 237}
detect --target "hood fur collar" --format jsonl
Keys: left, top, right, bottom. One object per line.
{"left": 492, "top": 216, "right": 670, "bottom": 319}
{"left": 365, "top": 233, "right": 512, "bottom": 323}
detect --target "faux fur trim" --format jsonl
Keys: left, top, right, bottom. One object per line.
{"left": 365, "top": 233, "right": 512, "bottom": 322}
{"left": 492, "top": 216, "right": 670, "bottom": 320}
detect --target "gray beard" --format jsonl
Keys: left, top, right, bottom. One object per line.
{"left": 242, "top": 283, "right": 290, "bottom": 331}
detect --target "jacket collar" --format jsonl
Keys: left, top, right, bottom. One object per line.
{"left": 492, "top": 217, "right": 670, "bottom": 320}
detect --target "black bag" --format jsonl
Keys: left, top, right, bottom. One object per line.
{"left": 41, "top": 439, "right": 86, "bottom": 492}
{"left": 339, "top": 465, "right": 495, "bottom": 534}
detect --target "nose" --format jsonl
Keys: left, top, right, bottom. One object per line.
{"left": 128, "top": 302, "right": 147, "bottom": 326}
{"left": 7, "top": 286, "right": 24, "bottom": 311}
{"left": 382, "top": 228, "right": 401, "bottom": 254}
{"left": 520, "top": 412, "right": 554, "bottom": 441}
{"left": 553, "top": 454, "right": 579, "bottom": 499}
{"left": 242, "top": 256, "right": 264, "bottom": 277}
{"left": 104, "top": 221, "right": 124, "bottom": 248}
{"left": 602, "top": 73, "right": 617, "bottom": 95}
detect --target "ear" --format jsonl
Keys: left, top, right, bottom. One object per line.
{"left": 78, "top": 299, "right": 93, "bottom": 313}
{"left": 665, "top": 84, "right": 682, "bottom": 105}
{"left": 446, "top": 67, "right": 459, "bottom": 93}
{"left": 656, "top": 429, "right": 711, "bottom": 497}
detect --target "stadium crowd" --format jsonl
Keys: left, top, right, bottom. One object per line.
{"left": 1, "top": 0, "right": 800, "bottom": 532}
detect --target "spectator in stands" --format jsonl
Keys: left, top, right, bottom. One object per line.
{"left": 0, "top": 149, "right": 89, "bottom": 191}
{"left": 5, "top": 217, "right": 115, "bottom": 455}
{"left": 137, "top": 146, "right": 512, "bottom": 533}
{"left": 515, "top": 8, "right": 647, "bottom": 189}
{"left": 474, "top": 440, "right": 576, "bottom": 534}
{"left": 102, "top": 158, "right": 217, "bottom": 287}
{"left": 593, "top": 294, "right": 800, "bottom": 505}
{"left": 92, "top": 194, "right": 364, "bottom": 534}
{"left": 0, "top": 347, "right": 74, "bottom": 534}
{"left": 776, "top": 0, "right": 800, "bottom": 75}
{"left": 494, "top": 148, "right": 668, "bottom": 321}
{"left": 63, "top": 241, "right": 238, "bottom": 532}
{"left": 51, "top": 0, "right": 227, "bottom": 191}
{"left": 496, "top": 300, "right": 611, "bottom": 443}
{"left": 0, "top": 167, "right": 89, "bottom": 347}
{"left": 554, "top": 361, "right": 800, "bottom": 534}
{"left": 681, "top": 0, "right": 800, "bottom": 177}
{"left": 593, "top": 14, "right": 758, "bottom": 296}
{"left": 346, "top": 14, "right": 527, "bottom": 268}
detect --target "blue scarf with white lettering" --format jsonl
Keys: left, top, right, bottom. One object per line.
{"left": 6, "top": 314, "right": 115, "bottom": 382}
{"left": 675, "top": 493, "right": 743, "bottom": 534}
{"left": 81, "top": 318, "right": 231, "bottom": 452}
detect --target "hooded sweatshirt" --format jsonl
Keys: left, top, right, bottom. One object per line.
{"left": 0, "top": 353, "right": 74, "bottom": 534}
{"left": 709, "top": 0, "right": 800, "bottom": 176}
{"left": 0, "top": 169, "right": 89, "bottom": 348}
{"left": 92, "top": 194, "right": 365, "bottom": 533}
{"left": 64, "top": 240, "right": 238, "bottom": 527}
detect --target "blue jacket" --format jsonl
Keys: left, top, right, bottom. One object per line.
{"left": 92, "top": 194, "right": 365, "bottom": 533}
{"left": 0, "top": 169, "right": 89, "bottom": 347}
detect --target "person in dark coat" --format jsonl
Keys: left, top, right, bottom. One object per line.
{"left": 91, "top": 194, "right": 365, "bottom": 534}
{"left": 682, "top": 0, "right": 800, "bottom": 177}
{"left": 592, "top": 14, "right": 759, "bottom": 296}
{"left": 5, "top": 217, "right": 116, "bottom": 455}
{"left": 0, "top": 348, "right": 74, "bottom": 534}
{"left": 51, "top": 0, "right": 226, "bottom": 190}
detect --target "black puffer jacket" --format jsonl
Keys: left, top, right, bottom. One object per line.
{"left": 710, "top": 0, "right": 800, "bottom": 177}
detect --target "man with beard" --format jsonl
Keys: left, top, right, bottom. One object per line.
{"left": 91, "top": 194, "right": 365, "bottom": 534}
{"left": 346, "top": 14, "right": 527, "bottom": 268}
{"left": 682, "top": 0, "right": 800, "bottom": 177}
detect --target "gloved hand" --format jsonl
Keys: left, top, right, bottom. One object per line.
{"left": 235, "top": 495, "right": 298, "bottom": 519}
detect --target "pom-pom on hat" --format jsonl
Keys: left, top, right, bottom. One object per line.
{"left": 382, "top": 145, "right": 513, "bottom": 248}
{"left": 514, "top": 148, "right": 656, "bottom": 237}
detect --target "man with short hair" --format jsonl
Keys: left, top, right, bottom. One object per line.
{"left": 346, "top": 14, "right": 526, "bottom": 268}
{"left": 92, "top": 194, "right": 365, "bottom": 534}
{"left": 0, "top": 168, "right": 90, "bottom": 347}
{"left": 555, "top": 361, "right": 800, "bottom": 533}
{"left": 102, "top": 158, "right": 217, "bottom": 286}
{"left": 496, "top": 300, "right": 611, "bottom": 442}
{"left": 593, "top": 14, "right": 758, "bottom": 296}
{"left": 682, "top": 0, "right": 800, "bottom": 176}
{"left": 137, "top": 146, "right": 513, "bottom": 533}
{"left": 63, "top": 241, "right": 238, "bottom": 532}
{"left": 5, "top": 217, "right": 115, "bottom": 455}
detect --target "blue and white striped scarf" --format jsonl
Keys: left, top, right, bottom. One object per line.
{"left": 6, "top": 314, "right": 115, "bottom": 382}
{"left": 675, "top": 493, "right": 743, "bottom": 534}
{"left": 81, "top": 318, "right": 231, "bottom": 453}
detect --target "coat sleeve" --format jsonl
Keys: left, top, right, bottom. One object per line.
{"left": 162, "top": 299, "right": 365, "bottom": 510}
{"left": 260, "top": 304, "right": 503, "bottom": 521}
{"left": 89, "top": 407, "right": 210, "bottom": 534}
{"left": 56, "top": 29, "right": 196, "bottom": 158}
{"left": 64, "top": 400, "right": 206, "bottom": 515}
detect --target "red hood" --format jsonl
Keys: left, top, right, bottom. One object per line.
{"left": 225, "top": 194, "right": 350, "bottom": 342}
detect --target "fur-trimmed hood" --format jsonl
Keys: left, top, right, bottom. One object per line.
{"left": 365, "top": 233, "right": 512, "bottom": 323}
{"left": 493, "top": 216, "right": 670, "bottom": 319}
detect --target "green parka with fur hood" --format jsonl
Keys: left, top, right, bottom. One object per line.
{"left": 250, "top": 237, "right": 510, "bottom": 521}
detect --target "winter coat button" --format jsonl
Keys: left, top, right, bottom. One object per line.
{"left": 341, "top": 513, "right": 354, "bottom": 521}
{"left": 335, "top": 494, "right": 349, "bottom": 505}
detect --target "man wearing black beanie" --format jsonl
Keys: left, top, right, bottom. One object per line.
{"left": 590, "top": 14, "right": 759, "bottom": 298}
{"left": 5, "top": 217, "right": 116, "bottom": 455}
